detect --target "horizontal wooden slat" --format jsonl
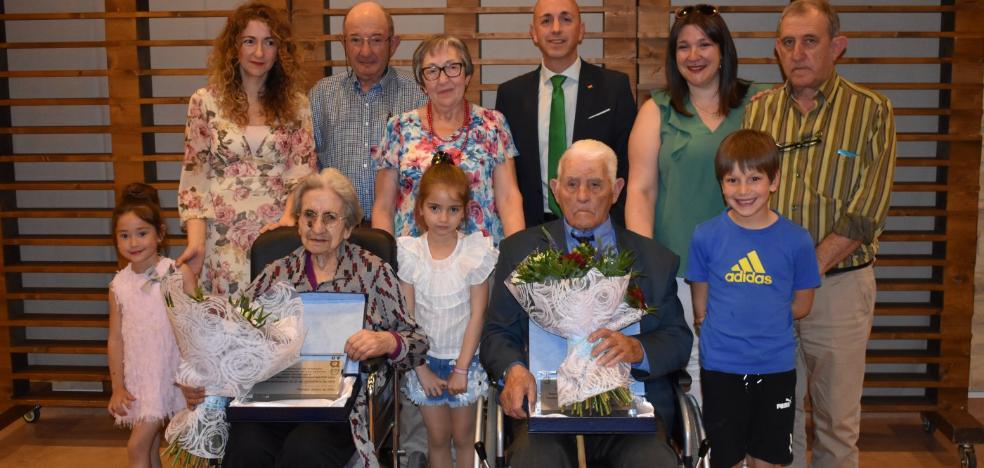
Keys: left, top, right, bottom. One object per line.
{"left": 870, "top": 326, "right": 940, "bottom": 340}
{"left": 876, "top": 278, "right": 944, "bottom": 291}
{"left": 862, "top": 396, "right": 936, "bottom": 413}
{"left": 895, "top": 158, "right": 951, "bottom": 167}
{"left": 0, "top": 181, "right": 113, "bottom": 190}
{"left": 879, "top": 230, "right": 945, "bottom": 242}
{"left": 888, "top": 206, "right": 946, "bottom": 216}
{"left": 890, "top": 182, "right": 948, "bottom": 192}
{"left": 865, "top": 349, "right": 958, "bottom": 364}
{"left": 0, "top": 10, "right": 232, "bottom": 20}
{"left": 0, "top": 208, "right": 178, "bottom": 218}
{"left": 864, "top": 372, "right": 947, "bottom": 388}
{"left": 0, "top": 153, "right": 113, "bottom": 162}
{"left": 11, "top": 365, "right": 108, "bottom": 381}
{"left": 0, "top": 97, "right": 109, "bottom": 106}
{"left": 5, "top": 288, "right": 107, "bottom": 301}
{"left": 0, "top": 126, "right": 110, "bottom": 135}
{"left": 1, "top": 261, "right": 118, "bottom": 274}
{"left": 6, "top": 339, "right": 106, "bottom": 354}
{"left": 874, "top": 303, "right": 942, "bottom": 316}
{"left": 2, "top": 235, "right": 187, "bottom": 247}
{"left": 875, "top": 254, "right": 945, "bottom": 267}
{"left": 0, "top": 69, "right": 108, "bottom": 78}
{"left": 11, "top": 390, "right": 109, "bottom": 408}
{"left": 1, "top": 313, "right": 108, "bottom": 328}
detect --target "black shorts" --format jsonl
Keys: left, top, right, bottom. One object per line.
{"left": 700, "top": 368, "right": 796, "bottom": 468}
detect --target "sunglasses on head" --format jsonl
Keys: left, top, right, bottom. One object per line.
{"left": 675, "top": 4, "right": 719, "bottom": 19}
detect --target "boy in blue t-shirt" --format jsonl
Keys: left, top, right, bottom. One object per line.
{"left": 686, "top": 129, "right": 821, "bottom": 468}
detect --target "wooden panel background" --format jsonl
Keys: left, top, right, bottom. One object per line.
{"left": 0, "top": 0, "right": 980, "bottom": 427}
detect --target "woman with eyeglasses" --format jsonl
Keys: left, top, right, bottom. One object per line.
{"left": 176, "top": 2, "right": 316, "bottom": 296}
{"left": 625, "top": 4, "right": 770, "bottom": 403}
{"left": 371, "top": 34, "right": 524, "bottom": 245}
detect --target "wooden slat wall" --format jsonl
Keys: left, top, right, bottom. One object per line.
{"left": 0, "top": 1, "right": 981, "bottom": 428}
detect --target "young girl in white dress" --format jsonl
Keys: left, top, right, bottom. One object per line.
{"left": 107, "top": 183, "right": 185, "bottom": 468}
{"left": 398, "top": 153, "right": 497, "bottom": 468}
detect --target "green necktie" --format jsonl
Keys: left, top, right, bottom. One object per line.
{"left": 547, "top": 74, "right": 567, "bottom": 216}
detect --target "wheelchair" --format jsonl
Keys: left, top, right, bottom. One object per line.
{"left": 249, "top": 226, "right": 403, "bottom": 467}
{"left": 473, "top": 369, "right": 708, "bottom": 468}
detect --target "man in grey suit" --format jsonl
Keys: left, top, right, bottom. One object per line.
{"left": 495, "top": 0, "right": 636, "bottom": 228}
{"left": 480, "top": 139, "right": 691, "bottom": 467}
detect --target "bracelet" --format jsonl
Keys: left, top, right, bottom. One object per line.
{"left": 452, "top": 367, "right": 468, "bottom": 375}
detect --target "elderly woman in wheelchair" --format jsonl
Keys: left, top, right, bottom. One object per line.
{"left": 180, "top": 168, "right": 428, "bottom": 468}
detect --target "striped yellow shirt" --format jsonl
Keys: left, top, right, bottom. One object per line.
{"left": 743, "top": 73, "right": 897, "bottom": 269}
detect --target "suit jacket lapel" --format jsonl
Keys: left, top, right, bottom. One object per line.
{"left": 522, "top": 67, "right": 544, "bottom": 181}
{"left": 572, "top": 60, "right": 599, "bottom": 140}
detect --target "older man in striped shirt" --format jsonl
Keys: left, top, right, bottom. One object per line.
{"left": 743, "top": 1, "right": 897, "bottom": 467}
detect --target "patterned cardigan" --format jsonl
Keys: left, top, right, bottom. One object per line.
{"left": 247, "top": 241, "right": 428, "bottom": 467}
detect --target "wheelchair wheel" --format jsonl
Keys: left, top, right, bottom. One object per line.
{"left": 407, "top": 450, "right": 426, "bottom": 468}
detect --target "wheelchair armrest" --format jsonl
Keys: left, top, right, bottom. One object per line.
{"left": 674, "top": 369, "right": 693, "bottom": 392}
{"left": 360, "top": 356, "right": 388, "bottom": 374}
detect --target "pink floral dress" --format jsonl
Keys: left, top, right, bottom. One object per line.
{"left": 178, "top": 87, "right": 316, "bottom": 296}
{"left": 373, "top": 103, "right": 518, "bottom": 245}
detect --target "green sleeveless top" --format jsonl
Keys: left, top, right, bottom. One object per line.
{"left": 650, "top": 82, "right": 770, "bottom": 276}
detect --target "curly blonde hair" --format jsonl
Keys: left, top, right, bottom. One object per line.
{"left": 208, "top": 2, "right": 305, "bottom": 127}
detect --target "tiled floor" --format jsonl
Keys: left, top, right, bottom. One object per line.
{"left": 0, "top": 404, "right": 983, "bottom": 467}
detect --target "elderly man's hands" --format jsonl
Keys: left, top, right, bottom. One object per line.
{"left": 501, "top": 364, "right": 537, "bottom": 419}
{"left": 589, "top": 328, "right": 644, "bottom": 367}
{"left": 345, "top": 330, "right": 397, "bottom": 361}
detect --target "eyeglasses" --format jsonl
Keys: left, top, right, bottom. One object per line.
{"left": 301, "top": 209, "right": 343, "bottom": 228}
{"left": 422, "top": 62, "right": 465, "bottom": 81}
{"left": 675, "top": 4, "right": 719, "bottom": 19}
{"left": 346, "top": 35, "right": 390, "bottom": 49}
{"left": 776, "top": 133, "right": 823, "bottom": 153}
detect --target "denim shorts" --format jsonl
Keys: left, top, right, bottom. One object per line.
{"left": 403, "top": 356, "right": 488, "bottom": 408}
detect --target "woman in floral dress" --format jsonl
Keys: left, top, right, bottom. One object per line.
{"left": 371, "top": 34, "right": 524, "bottom": 245}
{"left": 176, "top": 2, "right": 316, "bottom": 296}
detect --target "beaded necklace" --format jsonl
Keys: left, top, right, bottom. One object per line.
{"left": 426, "top": 99, "right": 471, "bottom": 151}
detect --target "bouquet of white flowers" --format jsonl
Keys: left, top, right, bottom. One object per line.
{"left": 506, "top": 232, "right": 654, "bottom": 416}
{"left": 160, "top": 269, "right": 304, "bottom": 466}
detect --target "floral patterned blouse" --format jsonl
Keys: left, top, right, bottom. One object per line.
{"left": 374, "top": 103, "right": 518, "bottom": 245}
{"left": 178, "top": 87, "right": 316, "bottom": 296}
{"left": 246, "top": 242, "right": 428, "bottom": 467}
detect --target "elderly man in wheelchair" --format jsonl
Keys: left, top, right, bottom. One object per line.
{"left": 479, "top": 140, "right": 695, "bottom": 468}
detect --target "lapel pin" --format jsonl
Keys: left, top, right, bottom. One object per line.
{"left": 586, "top": 84, "right": 593, "bottom": 90}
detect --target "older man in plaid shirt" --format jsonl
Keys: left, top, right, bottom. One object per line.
{"left": 309, "top": 1, "right": 425, "bottom": 222}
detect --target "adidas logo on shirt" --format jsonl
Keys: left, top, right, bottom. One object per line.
{"left": 724, "top": 250, "right": 773, "bottom": 285}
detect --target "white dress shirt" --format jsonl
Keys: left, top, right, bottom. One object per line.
{"left": 537, "top": 58, "right": 581, "bottom": 213}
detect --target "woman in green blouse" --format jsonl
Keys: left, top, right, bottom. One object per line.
{"left": 625, "top": 4, "right": 770, "bottom": 403}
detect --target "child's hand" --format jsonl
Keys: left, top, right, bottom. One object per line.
{"left": 415, "top": 365, "right": 447, "bottom": 397}
{"left": 447, "top": 372, "right": 467, "bottom": 395}
{"left": 108, "top": 388, "right": 135, "bottom": 418}
{"left": 178, "top": 263, "right": 199, "bottom": 296}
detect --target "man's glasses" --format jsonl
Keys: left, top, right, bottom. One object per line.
{"left": 675, "top": 4, "right": 719, "bottom": 19}
{"left": 776, "top": 133, "right": 823, "bottom": 153}
{"left": 422, "top": 62, "right": 465, "bottom": 81}
{"left": 346, "top": 35, "right": 389, "bottom": 49}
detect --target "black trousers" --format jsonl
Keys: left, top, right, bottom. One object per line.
{"left": 222, "top": 421, "right": 356, "bottom": 468}
{"left": 507, "top": 419, "right": 677, "bottom": 468}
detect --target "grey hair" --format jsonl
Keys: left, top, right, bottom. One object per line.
{"left": 291, "top": 168, "right": 364, "bottom": 229}
{"left": 557, "top": 139, "right": 618, "bottom": 186}
{"left": 411, "top": 34, "right": 474, "bottom": 86}
{"left": 780, "top": 0, "right": 840, "bottom": 38}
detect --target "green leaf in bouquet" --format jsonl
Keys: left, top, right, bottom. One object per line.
{"left": 564, "top": 386, "right": 633, "bottom": 417}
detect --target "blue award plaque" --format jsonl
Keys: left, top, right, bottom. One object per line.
{"left": 227, "top": 292, "right": 367, "bottom": 422}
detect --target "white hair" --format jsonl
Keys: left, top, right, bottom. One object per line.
{"left": 556, "top": 139, "right": 618, "bottom": 186}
